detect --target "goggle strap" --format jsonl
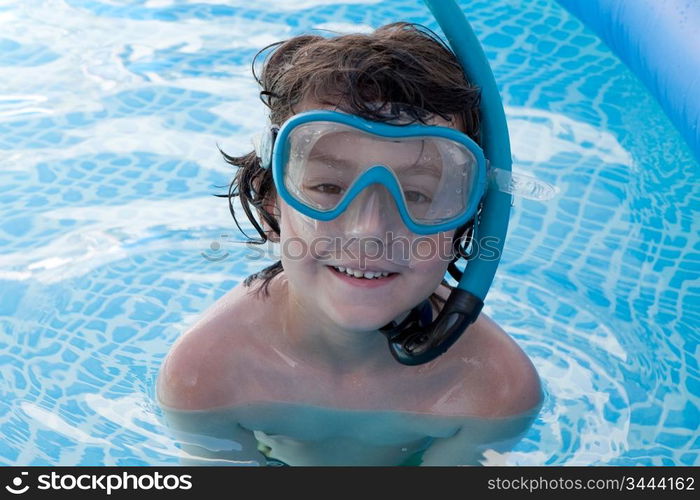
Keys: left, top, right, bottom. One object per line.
{"left": 488, "top": 164, "right": 559, "bottom": 201}
{"left": 253, "top": 124, "right": 279, "bottom": 169}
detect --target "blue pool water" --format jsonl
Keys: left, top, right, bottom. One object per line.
{"left": 0, "top": 0, "right": 698, "bottom": 465}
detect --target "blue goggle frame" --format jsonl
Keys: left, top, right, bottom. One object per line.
{"left": 269, "top": 110, "right": 488, "bottom": 235}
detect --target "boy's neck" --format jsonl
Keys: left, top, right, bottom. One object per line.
{"left": 279, "top": 279, "right": 401, "bottom": 375}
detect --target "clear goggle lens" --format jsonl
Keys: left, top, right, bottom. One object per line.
{"left": 282, "top": 122, "right": 481, "bottom": 226}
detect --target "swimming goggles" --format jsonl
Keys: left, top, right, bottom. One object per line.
{"left": 258, "top": 109, "right": 488, "bottom": 235}
{"left": 257, "top": 110, "right": 554, "bottom": 233}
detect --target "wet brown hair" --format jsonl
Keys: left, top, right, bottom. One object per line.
{"left": 217, "top": 22, "right": 482, "bottom": 308}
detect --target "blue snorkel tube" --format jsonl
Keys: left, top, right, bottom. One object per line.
{"left": 380, "top": 0, "right": 512, "bottom": 365}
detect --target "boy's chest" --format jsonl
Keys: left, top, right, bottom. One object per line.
{"left": 237, "top": 340, "right": 473, "bottom": 416}
{"left": 228, "top": 357, "right": 465, "bottom": 462}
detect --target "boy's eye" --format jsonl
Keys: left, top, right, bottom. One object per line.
{"left": 310, "top": 183, "right": 343, "bottom": 195}
{"left": 404, "top": 190, "right": 431, "bottom": 203}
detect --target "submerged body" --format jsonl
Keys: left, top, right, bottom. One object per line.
{"left": 157, "top": 273, "right": 542, "bottom": 466}
{"left": 161, "top": 401, "right": 540, "bottom": 466}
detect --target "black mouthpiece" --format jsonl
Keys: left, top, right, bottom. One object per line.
{"left": 379, "top": 289, "right": 483, "bottom": 365}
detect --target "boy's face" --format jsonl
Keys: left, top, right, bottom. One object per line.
{"left": 277, "top": 98, "right": 458, "bottom": 331}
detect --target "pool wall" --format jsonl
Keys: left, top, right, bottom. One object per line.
{"left": 556, "top": 0, "right": 700, "bottom": 162}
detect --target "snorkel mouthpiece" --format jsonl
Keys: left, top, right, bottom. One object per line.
{"left": 380, "top": 289, "right": 483, "bottom": 365}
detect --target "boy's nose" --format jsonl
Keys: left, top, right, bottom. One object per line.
{"left": 341, "top": 184, "right": 402, "bottom": 238}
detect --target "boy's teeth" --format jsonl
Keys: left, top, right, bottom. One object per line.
{"left": 332, "top": 266, "right": 390, "bottom": 279}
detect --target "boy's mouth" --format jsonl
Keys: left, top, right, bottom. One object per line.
{"left": 326, "top": 265, "right": 399, "bottom": 281}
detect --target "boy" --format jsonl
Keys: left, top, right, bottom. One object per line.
{"left": 157, "top": 22, "right": 541, "bottom": 466}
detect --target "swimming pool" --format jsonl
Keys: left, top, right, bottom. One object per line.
{"left": 0, "top": 0, "right": 697, "bottom": 466}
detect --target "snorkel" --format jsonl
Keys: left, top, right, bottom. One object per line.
{"left": 378, "top": 0, "right": 512, "bottom": 365}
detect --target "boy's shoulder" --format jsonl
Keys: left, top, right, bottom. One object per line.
{"left": 156, "top": 279, "right": 277, "bottom": 411}
{"left": 442, "top": 311, "right": 542, "bottom": 417}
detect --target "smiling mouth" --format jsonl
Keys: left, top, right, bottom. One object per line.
{"left": 327, "top": 265, "right": 399, "bottom": 280}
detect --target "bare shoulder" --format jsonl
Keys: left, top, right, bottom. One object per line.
{"left": 445, "top": 310, "right": 542, "bottom": 417}
{"left": 156, "top": 280, "right": 272, "bottom": 411}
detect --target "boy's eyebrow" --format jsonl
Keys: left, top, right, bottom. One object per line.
{"left": 308, "top": 152, "right": 442, "bottom": 177}
{"left": 404, "top": 162, "right": 442, "bottom": 178}
{"left": 308, "top": 152, "right": 354, "bottom": 169}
